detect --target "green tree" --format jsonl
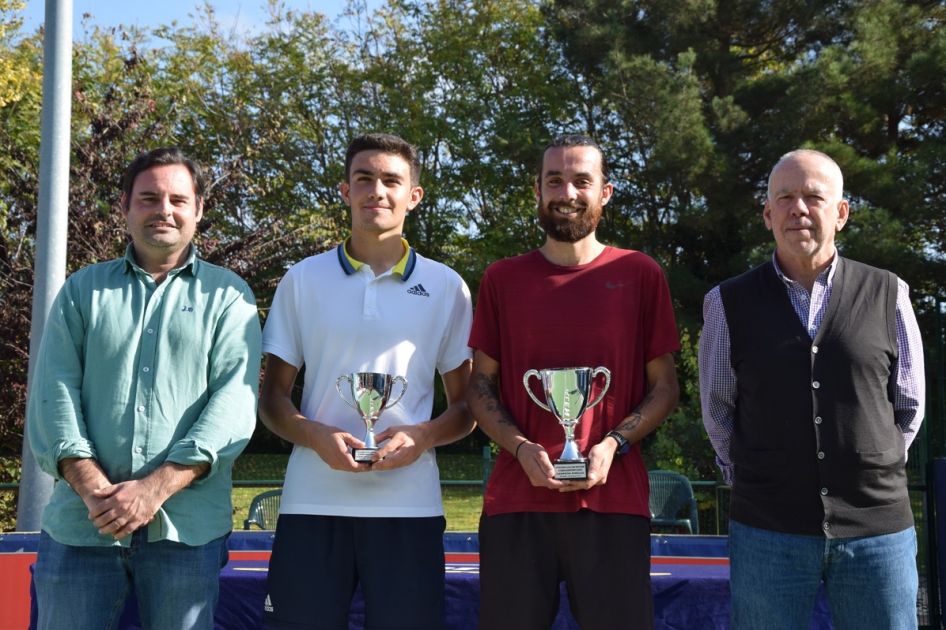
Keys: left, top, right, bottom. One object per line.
{"left": 545, "top": 0, "right": 946, "bottom": 475}
{"left": 327, "top": 0, "right": 579, "bottom": 296}
{"left": 0, "top": 24, "right": 43, "bottom": 457}
{"left": 3, "top": 0, "right": 942, "bottom": 475}
{"left": 0, "top": 12, "right": 340, "bottom": 456}
{"left": 0, "top": 0, "right": 28, "bottom": 108}
{"left": 642, "top": 330, "right": 715, "bottom": 480}
{"left": 544, "top": 0, "right": 946, "bottom": 328}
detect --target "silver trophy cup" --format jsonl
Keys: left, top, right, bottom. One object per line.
{"left": 335, "top": 372, "right": 408, "bottom": 462}
{"left": 523, "top": 367, "right": 611, "bottom": 479}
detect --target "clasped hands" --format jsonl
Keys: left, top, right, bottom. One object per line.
{"left": 84, "top": 479, "right": 161, "bottom": 541}
{"left": 307, "top": 420, "right": 432, "bottom": 473}
{"left": 515, "top": 439, "right": 617, "bottom": 492}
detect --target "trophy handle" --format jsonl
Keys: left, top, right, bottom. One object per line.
{"left": 387, "top": 376, "right": 408, "bottom": 408}
{"left": 522, "top": 370, "right": 551, "bottom": 413}
{"left": 586, "top": 366, "right": 612, "bottom": 409}
{"left": 334, "top": 374, "right": 360, "bottom": 412}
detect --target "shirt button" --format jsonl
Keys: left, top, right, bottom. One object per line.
{"left": 147, "top": 328, "right": 154, "bottom": 334}
{"left": 823, "top": 522, "right": 830, "bottom": 530}
{"left": 818, "top": 452, "right": 825, "bottom": 459}
{"left": 821, "top": 487, "right": 828, "bottom": 495}
{"left": 135, "top": 447, "right": 143, "bottom": 453}
{"left": 812, "top": 345, "right": 819, "bottom": 354}
{"left": 366, "top": 302, "right": 372, "bottom": 307}
{"left": 815, "top": 416, "right": 823, "bottom": 424}
{"left": 137, "top": 405, "right": 145, "bottom": 412}
{"left": 812, "top": 381, "right": 820, "bottom": 389}
{"left": 143, "top": 367, "right": 150, "bottom": 373}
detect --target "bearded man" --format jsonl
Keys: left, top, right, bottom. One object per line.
{"left": 466, "top": 134, "right": 681, "bottom": 630}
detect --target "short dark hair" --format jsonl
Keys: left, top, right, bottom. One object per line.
{"left": 539, "top": 134, "right": 610, "bottom": 183}
{"left": 344, "top": 133, "right": 422, "bottom": 187}
{"left": 122, "top": 147, "right": 207, "bottom": 210}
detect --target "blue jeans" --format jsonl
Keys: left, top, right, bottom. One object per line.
{"left": 729, "top": 520, "right": 918, "bottom": 630}
{"left": 34, "top": 529, "right": 229, "bottom": 630}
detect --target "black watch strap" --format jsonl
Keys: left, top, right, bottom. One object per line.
{"left": 605, "top": 431, "right": 630, "bottom": 458}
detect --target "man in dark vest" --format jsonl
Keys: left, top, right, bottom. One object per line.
{"left": 699, "top": 149, "right": 925, "bottom": 629}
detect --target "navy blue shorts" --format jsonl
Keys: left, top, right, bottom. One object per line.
{"left": 478, "top": 509, "right": 654, "bottom": 630}
{"left": 262, "top": 514, "right": 447, "bottom": 630}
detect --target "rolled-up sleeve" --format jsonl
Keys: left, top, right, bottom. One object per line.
{"left": 27, "top": 279, "right": 98, "bottom": 480}
{"left": 165, "top": 282, "right": 262, "bottom": 481}
{"left": 698, "top": 286, "right": 737, "bottom": 486}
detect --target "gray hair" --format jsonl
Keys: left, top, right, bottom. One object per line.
{"left": 767, "top": 149, "right": 843, "bottom": 198}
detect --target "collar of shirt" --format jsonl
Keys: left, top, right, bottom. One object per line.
{"left": 121, "top": 243, "right": 198, "bottom": 279}
{"left": 771, "top": 249, "right": 838, "bottom": 291}
{"left": 771, "top": 249, "right": 838, "bottom": 339}
{"left": 337, "top": 236, "right": 416, "bottom": 282}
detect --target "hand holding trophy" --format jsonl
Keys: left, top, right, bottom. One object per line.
{"left": 523, "top": 367, "right": 611, "bottom": 480}
{"left": 335, "top": 372, "right": 408, "bottom": 462}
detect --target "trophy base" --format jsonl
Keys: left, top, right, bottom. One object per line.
{"left": 352, "top": 447, "right": 379, "bottom": 463}
{"left": 553, "top": 459, "right": 589, "bottom": 480}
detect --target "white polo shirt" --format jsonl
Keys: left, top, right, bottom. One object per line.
{"left": 262, "top": 241, "right": 473, "bottom": 517}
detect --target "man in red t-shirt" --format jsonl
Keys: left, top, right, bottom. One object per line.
{"left": 467, "top": 135, "right": 680, "bottom": 630}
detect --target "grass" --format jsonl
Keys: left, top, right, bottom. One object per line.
{"left": 231, "top": 452, "right": 486, "bottom": 532}
{"left": 441, "top": 486, "right": 484, "bottom": 531}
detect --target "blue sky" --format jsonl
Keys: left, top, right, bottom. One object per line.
{"left": 18, "top": 1, "right": 382, "bottom": 37}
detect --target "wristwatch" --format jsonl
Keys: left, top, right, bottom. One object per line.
{"left": 605, "top": 431, "right": 630, "bottom": 459}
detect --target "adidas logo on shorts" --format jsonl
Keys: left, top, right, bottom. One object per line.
{"left": 264, "top": 594, "right": 273, "bottom": 613}
{"left": 407, "top": 284, "right": 430, "bottom": 297}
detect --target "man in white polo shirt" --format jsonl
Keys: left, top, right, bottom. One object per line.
{"left": 258, "top": 133, "right": 474, "bottom": 630}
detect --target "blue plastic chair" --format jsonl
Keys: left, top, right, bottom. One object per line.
{"left": 648, "top": 470, "right": 699, "bottom": 534}
{"left": 243, "top": 489, "right": 282, "bottom": 530}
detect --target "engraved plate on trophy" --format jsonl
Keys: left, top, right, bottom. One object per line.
{"left": 335, "top": 372, "right": 408, "bottom": 462}
{"left": 522, "top": 367, "right": 611, "bottom": 480}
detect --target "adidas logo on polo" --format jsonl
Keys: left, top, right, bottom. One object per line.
{"left": 407, "top": 284, "right": 430, "bottom": 297}
{"left": 264, "top": 594, "right": 273, "bottom": 613}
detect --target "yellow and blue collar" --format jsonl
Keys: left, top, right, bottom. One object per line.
{"left": 336, "top": 237, "right": 416, "bottom": 282}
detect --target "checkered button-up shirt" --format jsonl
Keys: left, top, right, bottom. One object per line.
{"left": 699, "top": 252, "right": 925, "bottom": 485}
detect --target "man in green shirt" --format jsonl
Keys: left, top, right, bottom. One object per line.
{"left": 27, "top": 147, "right": 262, "bottom": 630}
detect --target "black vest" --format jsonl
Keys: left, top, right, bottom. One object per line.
{"left": 719, "top": 257, "right": 912, "bottom": 538}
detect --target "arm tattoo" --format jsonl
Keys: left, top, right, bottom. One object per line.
{"left": 472, "top": 372, "right": 519, "bottom": 428}
{"left": 615, "top": 394, "right": 654, "bottom": 432}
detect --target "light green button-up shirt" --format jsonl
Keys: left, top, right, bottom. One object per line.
{"left": 28, "top": 245, "right": 262, "bottom": 547}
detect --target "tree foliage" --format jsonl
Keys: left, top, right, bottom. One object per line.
{"left": 642, "top": 330, "right": 714, "bottom": 479}
{"left": 0, "top": 0, "right": 569, "bottom": 456}
{"left": 0, "top": 0, "right": 29, "bottom": 108}
{"left": 544, "top": 0, "right": 946, "bottom": 329}
{"left": 0, "top": 0, "right": 943, "bottom": 478}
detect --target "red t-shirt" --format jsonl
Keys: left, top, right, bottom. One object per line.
{"left": 469, "top": 247, "right": 680, "bottom": 516}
